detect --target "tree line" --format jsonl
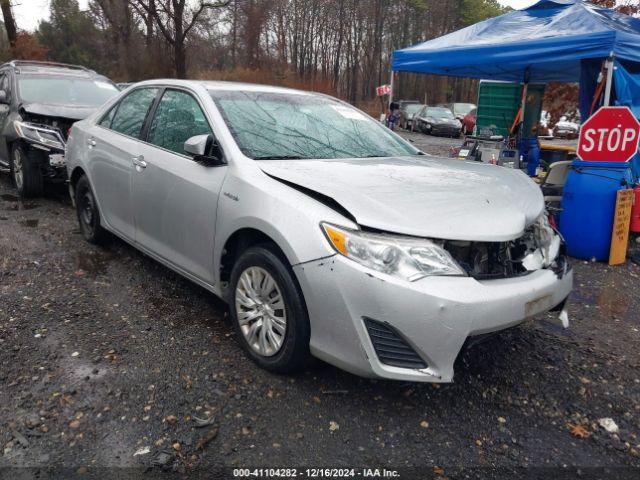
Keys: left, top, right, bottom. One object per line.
{"left": 0, "top": 0, "right": 506, "bottom": 108}
{"left": 0, "top": 0, "right": 637, "bottom": 118}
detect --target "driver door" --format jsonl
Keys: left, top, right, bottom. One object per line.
{"left": 132, "top": 88, "right": 227, "bottom": 284}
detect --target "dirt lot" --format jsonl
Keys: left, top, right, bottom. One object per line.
{"left": 1, "top": 137, "right": 640, "bottom": 478}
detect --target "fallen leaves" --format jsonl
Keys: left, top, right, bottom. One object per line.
{"left": 598, "top": 418, "right": 619, "bottom": 434}
{"left": 165, "top": 415, "right": 177, "bottom": 425}
{"left": 567, "top": 423, "right": 590, "bottom": 439}
{"left": 196, "top": 427, "right": 219, "bottom": 451}
{"left": 329, "top": 421, "right": 339, "bottom": 432}
{"left": 133, "top": 446, "right": 150, "bottom": 456}
{"left": 420, "top": 420, "right": 429, "bottom": 429}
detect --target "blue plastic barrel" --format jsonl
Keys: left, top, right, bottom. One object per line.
{"left": 520, "top": 138, "right": 541, "bottom": 176}
{"left": 559, "top": 161, "right": 633, "bottom": 261}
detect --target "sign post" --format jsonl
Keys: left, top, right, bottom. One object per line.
{"left": 577, "top": 106, "right": 640, "bottom": 265}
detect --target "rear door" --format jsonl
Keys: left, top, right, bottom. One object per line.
{"left": 131, "top": 87, "right": 227, "bottom": 284}
{"left": 86, "top": 87, "right": 159, "bottom": 241}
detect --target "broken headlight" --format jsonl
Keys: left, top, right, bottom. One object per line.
{"left": 321, "top": 223, "right": 466, "bottom": 281}
{"left": 14, "top": 121, "right": 65, "bottom": 150}
{"left": 520, "top": 213, "right": 561, "bottom": 270}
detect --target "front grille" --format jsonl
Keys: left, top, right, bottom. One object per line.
{"left": 363, "top": 318, "right": 427, "bottom": 369}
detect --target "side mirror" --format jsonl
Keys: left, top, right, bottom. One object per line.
{"left": 0, "top": 90, "right": 8, "bottom": 104}
{"left": 184, "top": 134, "right": 225, "bottom": 166}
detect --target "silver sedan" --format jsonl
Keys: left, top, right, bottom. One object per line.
{"left": 65, "top": 80, "right": 572, "bottom": 383}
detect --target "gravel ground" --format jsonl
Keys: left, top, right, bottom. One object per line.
{"left": 1, "top": 143, "right": 640, "bottom": 478}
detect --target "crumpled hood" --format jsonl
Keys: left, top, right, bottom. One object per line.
{"left": 21, "top": 102, "right": 97, "bottom": 121}
{"left": 260, "top": 156, "right": 544, "bottom": 241}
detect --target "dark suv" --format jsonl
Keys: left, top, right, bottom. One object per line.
{"left": 0, "top": 61, "right": 118, "bottom": 197}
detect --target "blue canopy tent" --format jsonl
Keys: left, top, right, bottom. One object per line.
{"left": 391, "top": 0, "right": 640, "bottom": 172}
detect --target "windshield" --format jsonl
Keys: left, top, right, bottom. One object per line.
{"left": 18, "top": 76, "right": 119, "bottom": 106}
{"left": 209, "top": 90, "right": 420, "bottom": 160}
{"left": 453, "top": 103, "right": 475, "bottom": 116}
{"left": 426, "top": 107, "right": 454, "bottom": 119}
{"left": 405, "top": 104, "right": 424, "bottom": 114}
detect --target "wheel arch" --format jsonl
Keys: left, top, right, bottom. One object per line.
{"left": 218, "top": 227, "right": 293, "bottom": 288}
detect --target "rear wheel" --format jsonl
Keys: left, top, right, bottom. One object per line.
{"left": 229, "top": 245, "right": 310, "bottom": 373}
{"left": 75, "top": 175, "right": 109, "bottom": 245}
{"left": 10, "top": 144, "right": 43, "bottom": 198}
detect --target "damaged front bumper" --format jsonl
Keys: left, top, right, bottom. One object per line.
{"left": 15, "top": 120, "right": 68, "bottom": 179}
{"left": 294, "top": 253, "right": 572, "bottom": 383}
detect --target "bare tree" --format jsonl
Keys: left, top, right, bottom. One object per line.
{"left": 131, "top": 0, "right": 229, "bottom": 78}
{"left": 94, "top": 0, "right": 139, "bottom": 79}
{"left": 0, "top": 0, "right": 17, "bottom": 48}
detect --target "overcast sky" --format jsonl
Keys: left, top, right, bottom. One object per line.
{"left": 11, "top": 0, "right": 537, "bottom": 32}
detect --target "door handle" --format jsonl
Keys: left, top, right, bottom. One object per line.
{"left": 87, "top": 138, "right": 96, "bottom": 147}
{"left": 132, "top": 155, "right": 147, "bottom": 169}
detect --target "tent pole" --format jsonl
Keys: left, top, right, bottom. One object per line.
{"left": 603, "top": 54, "right": 614, "bottom": 106}
{"left": 389, "top": 69, "right": 395, "bottom": 107}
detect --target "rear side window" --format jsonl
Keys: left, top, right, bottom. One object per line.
{"left": 110, "top": 88, "right": 158, "bottom": 138}
{"left": 147, "top": 89, "right": 212, "bottom": 155}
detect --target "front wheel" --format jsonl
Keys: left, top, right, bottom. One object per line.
{"left": 229, "top": 245, "right": 311, "bottom": 373}
{"left": 75, "top": 175, "right": 109, "bottom": 245}
{"left": 10, "top": 144, "right": 43, "bottom": 198}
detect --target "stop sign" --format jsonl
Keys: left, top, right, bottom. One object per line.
{"left": 577, "top": 106, "right": 640, "bottom": 162}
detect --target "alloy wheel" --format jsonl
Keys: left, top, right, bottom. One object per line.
{"left": 235, "top": 266, "right": 287, "bottom": 357}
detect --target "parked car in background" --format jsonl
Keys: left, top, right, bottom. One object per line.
{"left": 415, "top": 106, "right": 462, "bottom": 137}
{"left": 553, "top": 116, "right": 580, "bottom": 139}
{"left": 461, "top": 108, "right": 476, "bottom": 135}
{"left": 0, "top": 60, "right": 119, "bottom": 197}
{"left": 398, "top": 102, "right": 425, "bottom": 130}
{"left": 439, "top": 102, "right": 476, "bottom": 120}
{"left": 66, "top": 80, "right": 572, "bottom": 383}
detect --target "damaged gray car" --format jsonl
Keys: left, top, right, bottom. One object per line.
{"left": 65, "top": 80, "right": 573, "bottom": 383}
{"left": 0, "top": 60, "right": 119, "bottom": 197}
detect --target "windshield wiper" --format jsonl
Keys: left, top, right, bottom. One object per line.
{"left": 253, "top": 155, "right": 305, "bottom": 160}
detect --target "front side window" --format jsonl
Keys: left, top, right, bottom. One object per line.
{"left": 99, "top": 105, "right": 117, "bottom": 128}
{"left": 110, "top": 88, "right": 159, "bottom": 138}
{"left": 147, "top": 89, "right": 212, "bottom": 155}
{"left": 0, "top": 72, "right": 10, "bottom": 97}
{"left": 209, "top": 90, "right": 419, "bottom": 160}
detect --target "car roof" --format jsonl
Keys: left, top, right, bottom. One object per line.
{"left": 134, "top": 79, "right": 319, "bottom": 96}
{"left": 2, "top": 60, "right": 101, "bottom": 78}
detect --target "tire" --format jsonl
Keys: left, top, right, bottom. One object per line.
{"left": 229, "top": 245, "right": 311, "bottom": 373}
{"left": 75, "top": 175, "right": 109, "bottom": 245}
{"left": 10, "top": 143, "right": 43, "bottom": 198}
